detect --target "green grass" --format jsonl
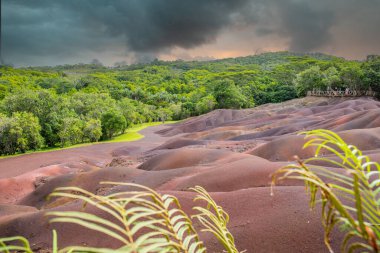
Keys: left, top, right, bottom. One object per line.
{"left": 0, "top": 121, "right": 177, "bottom": 159}
{"left": 104, "top": 121, "right": 172, "bottom": 143}
{"left": 0, "top": 143, "right": 93, "bottom": 159}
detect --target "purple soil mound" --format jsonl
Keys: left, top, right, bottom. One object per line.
{"left": 0, "top": 97, "right": 378, "bottom": 252}
{"left": 153, "top": 137, "right": 206, "bottom": 150}
{"left": 138, "top": 148, "right": 238, "bottom": 171}
{"left": 157, "top": 109, "right": 254, "bottom": 136}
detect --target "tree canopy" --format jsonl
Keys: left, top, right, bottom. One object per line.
{"left": 0, "top": 51, "right": 378, "bottom": 154}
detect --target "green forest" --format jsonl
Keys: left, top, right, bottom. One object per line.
{"left": 0, "top": 52, "right": 379, "bottom": 155}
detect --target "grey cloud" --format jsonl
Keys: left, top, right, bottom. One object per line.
{"left": 274, "top": 1, "right": 335, "bottom": 52}
{"left": 87, "top": 0, "right": 252, "bottom": 60}
{"left": 3, "top": 0, "right": 380, "bottom": 66}
{"left": 4, "top": 0, "right": 250, "bottom": 65}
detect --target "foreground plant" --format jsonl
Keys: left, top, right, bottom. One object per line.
{"left": 272, "top": 129, "right": 380, "bottom": 253}
{"left": 0, "top": 183, "right": 240, "bottom": 253}
{"left": 191, "top": 186, "right": 240, "bottom": 253}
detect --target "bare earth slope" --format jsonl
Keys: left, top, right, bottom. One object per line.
{"left": 1, "top": 96, "right": 379, "bottom": 252}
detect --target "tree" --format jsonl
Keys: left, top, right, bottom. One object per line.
{"left": 1, "top": 89, "right": 64, "bottom": 146}
{"left": 12, "top": 112, "right": 44, "bottom": 152}
{"left": 294, "top": 66, "right": 324, "bottom": 96}
{"left": 0, "top": 84, "right": 6, "bottom": 99}
{"left": 212, "top": 79, "right": 251, "bottom": 109}
{"left": 118, "top": 98, "right": 139, "bottom": 127}
{"left": 137, "top": 104, "right": 156, "bottom": 123}
{"left": 322, "top": 66, "right": 341, "bottom": 88}
{"left": 340, "top": 65, "right": 364, "bottom": 90}
{"left": 1, "top": 89, "right": 40, "bottom": 116}
{"left": 168, "top": 103, "right": 183, "bottom": 120}
{"left": 70, "top": 92, "right": 117, "bottom": 119}
{"left": 363, "top": 56, "right": 380, "bottom": 97}
{"left": 181, "top": 101, "right": 195, "bottom": 117}
{"left": 0, "top": 114, "right": 16, "bottom": 155}
{"left": 58, "top": 117, "right": 84, "bottom": 147}
{"left": 0, "top": 112, "right": 43, "bottom": 155}
{"left": 268, "top": 84, "right": 297, "bottom": 103}
{"left": 156, "top": 108, "right": 173, "bottom": 123}
{"left": 101, "top": 111, "right": 126, "bottom": 139}
{"left": 195, "top": 95, "right": 217, "bottom": 115}
{"left": 42, "top": 111, "right": 62, "bottom": 147}
{"left": 83, "top": 119, "right": 102, "bottom": 142}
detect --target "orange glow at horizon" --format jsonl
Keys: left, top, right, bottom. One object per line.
{"left": 158, "top": 45, "right": 288, "bottom": 62}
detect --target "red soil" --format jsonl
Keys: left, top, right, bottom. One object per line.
{"left": 0, "top": 97, "right": 379, "bottom": 252}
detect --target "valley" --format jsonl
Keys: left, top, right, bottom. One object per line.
{"left": 1, "top": 96, "right": 379, "bottom": 252}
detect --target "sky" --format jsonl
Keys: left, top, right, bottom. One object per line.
{"left": 3, "top": 0, "right": 380, "bottom": 66}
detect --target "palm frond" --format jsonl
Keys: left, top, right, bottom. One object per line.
{"left": 0, "top": 184, "right": 238, "bottom": 252}
{"left": 0, "top": 230, "right": 58, "bottom": 253}
{"left": 272, "top": 129, "right": 380, "bottom": 253}
{"left": 191, "top": 186, "right": 242, "bottom": 253}
{"left": 46, "top": 182, "right": 207, "bottom": 253}
{"left": 0, "top": 235, "right": 33, "bottom": 253}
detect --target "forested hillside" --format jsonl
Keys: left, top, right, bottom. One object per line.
{"left": 0, "top": 52, "right": 379, "bottom": 155}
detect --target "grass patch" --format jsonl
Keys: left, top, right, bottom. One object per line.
{"left": 0, "top": 143, "right": 94, "bottom": 159}
{"left": 104, "top": 121, "right": 174, "bottom": 143}
{"left": 0, "top": 121, "right": 177, "bottom": 159}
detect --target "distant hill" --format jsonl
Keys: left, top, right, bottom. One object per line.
{"left": 27, "top": 51, "right": 345, "bottom": 73}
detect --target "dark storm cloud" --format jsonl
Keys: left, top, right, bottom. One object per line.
{"left": 3, "top": 0, "right": 380, "bottom": 66}
{"left": 4, "top": 0, "right": 113, "bottom": 65}
{"left": 3, "top": 0, "right": 250, "bottom": 65}
{"left": 272, "top": 0, "right": 380, "bottom": 56}
{"left": 273, "top": 1, "right": 335, "bottom": 52}
{"left": 105, "top": 1, "right": 250, "bottom": 52}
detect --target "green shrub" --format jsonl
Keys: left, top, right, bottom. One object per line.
{"left": 101, "top": 111, "right": 127, "bottom": 140}
{"left": 0, "top": 112, "right": 43, "bottom": 154}
{"left": 58, "top": 117, "right": 84, "bottom": 147}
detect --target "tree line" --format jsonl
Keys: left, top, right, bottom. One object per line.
{"left": 294, "top": 55, "right": 380, "bottom": 96}
{"left": 0, "top": 52, "right": 379, "bottom": 155}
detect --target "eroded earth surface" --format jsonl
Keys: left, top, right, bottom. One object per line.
{"left": 1, "top": 96, "right": 380, "bottom": 252}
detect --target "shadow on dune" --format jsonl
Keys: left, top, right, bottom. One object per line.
{"left": 1, "top": 96, "right": 379, "bottom": 252}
